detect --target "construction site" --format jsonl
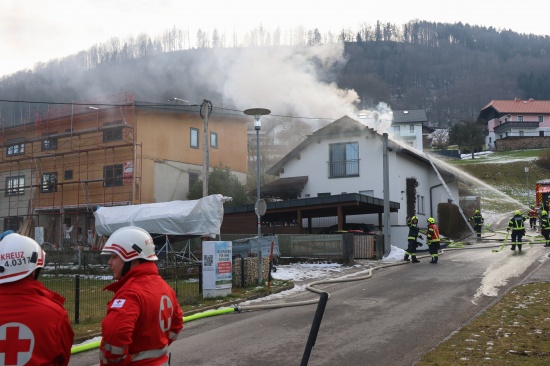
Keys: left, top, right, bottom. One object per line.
{"left": 0, "top": 91, "right": 249, "bottom": 249}
{"left": 0, "top": 92, "right": 139, "bottom": 248}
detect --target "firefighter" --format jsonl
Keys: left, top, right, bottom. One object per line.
{"left": 426, "top": 217, "right": 441, "bottom": 264}
{"left": 100, "top": 226, "right": 184, "bottom": 365}
{"left": 529, "top": 205, "right": 537, "bottom": 230}
{"left": 507, "top": 210, "right": 527, "bottom": 251}
{"left": 0, "top": 233, "right": 74, "bottom": 365}
{"left": 541, "top": 210, "right": 550, "bottom": 247}
{"left": 468, "top": 209, "right": 484, "bottom": 238}
{"left": 404, "top": 215, "right": 423, "bottom": 263}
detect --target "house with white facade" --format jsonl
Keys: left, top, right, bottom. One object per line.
{"left": 256, "top": 115, "right": 459, "bottom": 249}
{"left": 479, "top": 98, "right": 550, "bottom": 149}
{"left": 389, "top": 109, "right": 428, "bottom": 150}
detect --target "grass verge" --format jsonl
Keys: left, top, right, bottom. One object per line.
{"left": 417, "top": 282, "right": 550, "bottom": 365}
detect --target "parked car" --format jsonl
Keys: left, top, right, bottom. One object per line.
{"left": 318, "top": 223, "right": 381, "bottom": 234}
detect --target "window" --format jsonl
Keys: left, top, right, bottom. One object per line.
{"left": 519, "top": 131, "right": 524, "bottom": 136}
{"left": 329, "top": 142, "right": 359, "bottom": 178}
{"left": 539, "top": 116, "right": 544, "bottom": 123}
{"left": 103, "top": 126, "right": 123, "bottom": 142}
{"left": 190, "top": 128, "right": 199, "bottom": 148}
{"left": 64, "top": 170, "right": 73, "bottom": 180}
{"left": 409, "top": 125, "right": 414, "bottom": 133}
{"left": 104, "top": 164, "right": 123, "bottom": 187}
{"left": 210, "top": 132, "right": 218, "bottom": 148}
{"left": 416, "top": 195, "right": 425, "bottom": 215}
{"left": 4, "top": 216, "right": 23, "bottom": 232}
{"left": 41, "top": 172, "right": 58, "bottom": 193}
{"left": 6, "top": 143, "right": 24, "bottom": 156}
{"left": 518, "top": 115, "right": 524, "bottom": 122}
{"left": 41, "top": 138, "right": 57, "bottom": 151}
{"left": 5, "top": 176, "right": 24, "bottom": 196}
{"left": 489, "top": 137, "right": 492, "bottom": 144}
{"left": 393, "top": 126, "right": 400, "bottom": 133}
{"left": 189, "top": 172, "right": 199, "bottom": 188}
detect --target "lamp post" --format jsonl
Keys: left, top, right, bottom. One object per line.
{"left": 525, "top": 166, "right": 530, "bottom": 204}
{"left": 244, "top": 108, "right": 271, "bottom": 285}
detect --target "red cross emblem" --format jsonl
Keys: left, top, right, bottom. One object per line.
{"left": 159, "top": 295, "right": 173, "bottom": 332}
{"left": 0, "top": 323, "right": 35, "bottom": 365}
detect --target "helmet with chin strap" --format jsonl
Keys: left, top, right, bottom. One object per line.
{"left": 0, "top": 233, "right": 45, "bottom": 284}
{"left": 101, "top": 226, "right": 158, "bottom": 262}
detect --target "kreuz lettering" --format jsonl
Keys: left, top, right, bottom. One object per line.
{"left": 0, "top": 252, "right": 24, "bottom": 261}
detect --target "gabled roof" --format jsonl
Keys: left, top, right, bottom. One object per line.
{"left": 266, "top": 116, "right": 375, "bottom": 175}
{"left": 480, "top": 99, "right": 550, "bottom": 114}
{"left": 392, "top": 109, "right": 428, "bottom": 124}
{"left": 266, "top": 115, "right": 436, "bottom": 176}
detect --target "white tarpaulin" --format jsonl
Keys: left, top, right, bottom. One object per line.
{"left": 94, "top": 194, "right": 226, "bottom": 237}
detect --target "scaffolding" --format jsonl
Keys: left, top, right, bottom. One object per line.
{"left": 0, "top": 92, "right": 142, "bottom": 248}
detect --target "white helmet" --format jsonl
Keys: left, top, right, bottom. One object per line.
{"left": 101, "top": 226, "right": 157, "bottom": 262}
{"left": 0, "top": 233, "right": 45, "bottom": 284}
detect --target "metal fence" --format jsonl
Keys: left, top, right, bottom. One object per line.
{"left": 40, "top": 250, "right": 202, "bottom": 325}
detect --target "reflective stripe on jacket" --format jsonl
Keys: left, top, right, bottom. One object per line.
{"left": 507, "top": 215, "right": 526, "bottom": 231}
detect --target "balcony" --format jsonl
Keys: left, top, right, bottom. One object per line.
{"left": 328, "top": 159, "right": 359, "bottom": 178}
{"left": 493, "top": 121, "right": 539, "bottom": 134}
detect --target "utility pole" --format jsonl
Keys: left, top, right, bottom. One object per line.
{"left": 200, "top": 100, "right": 212, "bottom": 197}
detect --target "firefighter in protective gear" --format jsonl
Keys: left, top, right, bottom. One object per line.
{"left": 426, "top": 217, "right": 441, "bottom": 263}
{"left": 404, "top": 216, "right": 422, "bottom": 263}
{"left": 529, "top": 205, "right": 537, "bottom": 230}
{"left": 100, "top": 226, "right": 184, "bottom": 365}
{"left": 541, "top": 210, "right": 550, "bottom": 247}
{"left": 468, "top": 209, "right": 484, "bottom": 238}
{"left": 507, "top": 210, "right": 527, "bottom": 251}
{"left": 0, "top": 233, "right": 74, "bottom": 365}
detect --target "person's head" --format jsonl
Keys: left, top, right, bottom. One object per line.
{"left": 542, "top": 210, "right": 548, "bottom": 217}
{"left": 427, "top": 217, "right": 435, "bottom": 224}
{"left": 0, "top": 233, "right": 45, "bottom": 284}
{"left": 411, "top": 216, "right": 418, "bottom": 224}
{"left": 475, "top": 209, "right": 480, "bottom": 214}
{"left": 101, "top": 226, "right": 157, "bottom": 280}
{"left": 531, "top": 205, "right": 535, "bottom": 208}
{"left": 515, "top": 210, "right": 521, "bottom": 215}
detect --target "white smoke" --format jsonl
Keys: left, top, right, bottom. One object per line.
{"left": 188, "top": 42, "right": 360, "bottom": 119}
{"left": 357, "top": 102, "right": 394, "bottom": 132}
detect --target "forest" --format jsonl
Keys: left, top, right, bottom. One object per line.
{"left": 1, "top": 20, "right": 550, "bottom": 128}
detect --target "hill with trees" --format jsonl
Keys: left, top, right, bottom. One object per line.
{"left": 2, "top": 20, "right": 550, "bottom": 128}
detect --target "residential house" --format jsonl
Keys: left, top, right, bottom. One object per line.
{"left": 479, "top": 98, "right": 550, "bottom": 149}
{"left": 222, "top": 116, "right": 458, "bottom": 250}
{"left": 0, "top": 92, "right": 248, "bottom": 247}
{"left": 389, "top": 109, "right": 428, "bottom": 150}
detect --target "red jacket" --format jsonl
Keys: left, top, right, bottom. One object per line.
{"left": 100, "top": 261, "right": 184, "bottom": 365}
{"left": 0, "top": 277, "right": 74, "bottom": 366}
{"left": 427, "top": 223, "right": 441, "bottom": 243}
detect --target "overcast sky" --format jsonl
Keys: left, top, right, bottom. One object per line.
{"left": 2, "top": 0, "right": 550, "bottom": 78}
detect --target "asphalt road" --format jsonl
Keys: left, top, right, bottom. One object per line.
{"left": 69, "top": 233, "right": 549, "bottom": 366}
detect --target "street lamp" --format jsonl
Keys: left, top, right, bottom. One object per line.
{"left": 525, "top": 166, "right": 530, "bottom": 204}
{"left": 244, "top": 108, "right": 271, "bottom": 285}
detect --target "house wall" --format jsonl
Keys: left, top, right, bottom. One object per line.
{"left": 136, "top": 111, "right": 248, "bottom": 203}
{"left": 276, "top": 131, "right": 458, "bottom": 250}
{"left": 391, "top": 123, "right": 423, "bottom": 150}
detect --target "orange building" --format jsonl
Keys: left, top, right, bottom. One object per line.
{"left": 0, "top": 92, "right": 248, "bottom": 247}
